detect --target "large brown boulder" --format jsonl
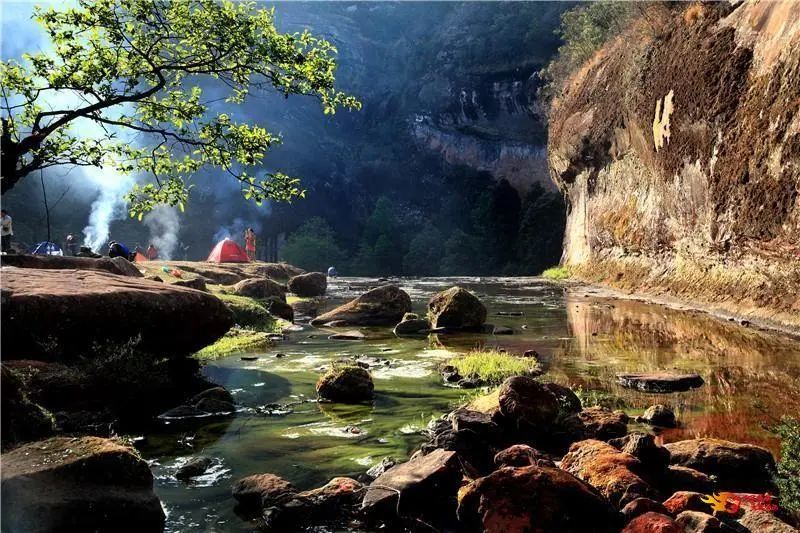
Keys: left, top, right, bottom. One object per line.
{"left": 231, "top": 473, "right": 296, "bottom": 511}
{"left": 362, "top": 448, "right": 462, "bottom": 521}
{"left": 288, "top": 272, "right": 327, "bottom": 297}
{"left": 664, "top": 438, "right": 776, "bottom": 492}
{"left": 1, "top": 267, "right": 233, "bottom": 360}
{"left": 310, "top": 285, "right": 411, "bottom": 326}
{"left": 428, "top": 286, "right": 486, "bottom": 330}
{"left": 316, "top": 365, "right": 374, "bottom": 403}
{"left": 578, "top": 406, "right": 629, "bottom": 441}
{"left": 1, "top": 254, "right": 143, "bottom": 277}
{"left": 738, "top": 509, "right": 797, "bottom": 533}
{"left": 1, "top": 436, "right": 165, "bottom": 532}
{"left": 457, "top": 465, "right": 619, "bottom": 532}
{"left": 560, "top": 439, "right": 657, "bottom": 508}
{"left": 621, "top": 512, "right": 682, "bottom": 533}
{"left": 231, "top": 278, "right": 286, "bottom": 300}
{"left": 496, "top": 376, "right": 561, "bottom": 429}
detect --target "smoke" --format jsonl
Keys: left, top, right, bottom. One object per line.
{"left": 81, "top": 165, "right": 135, "bottom": 251}
{"left": 143, "top": 205, "right": 180, "bottom": 259}
{"left": 213, "top": 217, "right": 262, "bottom": 243}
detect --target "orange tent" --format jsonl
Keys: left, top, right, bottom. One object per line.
{"left": 134, "top": 251, "right": 149, "bottom": 262}
{"left": 207, "top": 238, "right": 249, "bottom": 263}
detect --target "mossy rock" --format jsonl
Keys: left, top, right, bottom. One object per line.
{"left": 316, "top": 364, "right": 374, "bottom": 403}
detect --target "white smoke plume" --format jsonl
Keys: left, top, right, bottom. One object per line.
{"left": 143, "top": 205, "right": 180, "bottom": 260}
{"left": 213, "top": 217, "right": 262, "bottom": 244}
{"left": 81, "top": 165, "right": 135, "bottom": 251}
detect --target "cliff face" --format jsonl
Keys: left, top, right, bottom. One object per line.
{"left": 548, "top": 1, "right": 800, "bottom": 328}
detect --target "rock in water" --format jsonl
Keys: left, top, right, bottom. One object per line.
{"left": 393, "top": 317, "right": 430, "bottom": 336}
{"left": 310, "top": 285, "right": 411, "bottom": 326}
{"left": 616, "top": 372, "right": 704, "bottom": 392}
{"left": 664, "top": 438, "right": 776, "bottom": 492}
{"left": 316, "top": 365, "right": 374, "bottom": 403}
{"left": 362, "top": 449, "right": 462, "bottom": 520}
{"left": 578, "top": 406, "right": 629, "bottom": 441}
{"left": 288, "top": 272, "right": 327, "bottom": 297}
{"left": 231, "top": 473, "right": 296, "bottom": 511}
{"left": 638, "top": 404, "right": 677, "bottom": 427}
{"left": 1, "top": 436, "right": 165, "bottom": 532}
{"left": 560, "top": 439, "right": 657, "bottom": 508}
{"left": 266, "top": 298, "right": 294, "bottom": 322}
{"left": 176, "top": 456, "right": 214, "bottom": 481}
{"left": 1, "top": 268, "right": 233, "bottom": 360}
{"left": 428, "top": 286, "right": 487, "bottom": 330}
{"left": 457, "top": 465, "right": 619, "bottom": 532}
{"left": 231, "top": 278, "right": 287, "bottom": 300}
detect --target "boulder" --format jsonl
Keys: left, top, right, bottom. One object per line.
{"left": 310, "top": 285, "right": 411, "bottom": 326}
{"left": 328, "top": 330, "right": 366, "bottom": 341}
{"left": 622, "top": 512, "right": 682, "bottom": 533}
{"left": 266, "top": 299, "right": 294, "bottom": 322}
{"left": 393, "top": 318, "right": 431, "bottom": 336}
{"left": 738, "top": 509, "right": 797, "bottom": 533}
{"left": 316, "top": 365, "right": 374, "bottom": 403}
{"left": 621, "top": 498, "right": 670, "bottom": 522}
{"left": 231, "top": 278, "right": 286, "bottom": 300}
{"left": 362, "top": 448, "right": 462, "bottom": 520}
{"left": 428, "top": 286, "right": 486, "bottom": 330}
{"left": 493, "top": 445, "right": 555, "bottom": 468}
{"left": 1, "top": 268, "right": 233, "bottom": 360}
{"left": 560, "top": 439, "right": 657, "bottom": 508}
{"left": 288, "top": 272, "right": 327, "bottom": 297}
{"left": 1, "top": 436, "right": 165, "bottom": 532}
{"left": 578, "top": 406, "right": 629, "bottom": 441}
{"left": 176, "top": 456, "right": 214, "bottom": 481}
{"left": 172, "top": 277, "right": 208, "bottom": 292}
{"left": 543, "top": 382, "right": 583, "bottom": 414}
{"left": 676, "top": 511, "right": 726, "bottom": 532}
{"left": 231, "top": 473, "right": 296, "bottom": 511}
{"left": 366, "top": 457, "right": 397, "bottom": 479}
{"left": 278, "top": 477, "right": 363, "bottom": 524}
{"left": 664, "top": 439, "right": 776, "bottom": 492}
{"left": 243, "top": 262, "right": 304, "bottom": 281}
{"left": 617, "top": 373, "right": 704, "bottom": 393}
{"left": 449, "top": 408, "right": 498, "bottom": 437}
{"left": 609, "top": 433, "right": 671, "bottom": 473}
{"left": 662, "top": 491, "right": 710, "bottom": 515}
{"left": 496, "top": 376, "right": 561, "bottom": 430}
{"left": 1, "top": 254, "right": 143, "bottom": 277}
{"left": 457, "top": 465, "right": 619, "bottom": 532}
{"left": 638, "top": 404, "right": 677, "bottom": 427}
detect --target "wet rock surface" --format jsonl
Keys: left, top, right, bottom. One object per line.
{"left": 617, "top": 372, "right": 704, "bottom": 393}
{"left": 1, "top": 436, "right": 165, "bottom": 532}
{"left": 578, "top": 406, "right": 629, "bottom": 441}
{"left": 310, "top": 285, "right": 412, "bottom": 326}
{"left": 231, "top": 473, "right": 296, "bottom": 511}
{"left": 316, "top": 365, "right": 374, "bottom": 403}
{"left": 638, "top": 404, "right": 677, "bottom": 427}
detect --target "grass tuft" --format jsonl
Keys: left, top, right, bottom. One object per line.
{"left": 446, "top": 350, "right": 540, "bottom": 385}
{"left": 541, "top": 265, "right": 571, "bottom": 280}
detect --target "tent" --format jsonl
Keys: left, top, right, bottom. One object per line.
{"left": 207, "top": 238, "right": 249, "bottom": 263}
{"left": 31, "top": 241, "right": 63, "bottom": 256}
{"left": 134, "top": 251, "right": 149, "bottom": 262}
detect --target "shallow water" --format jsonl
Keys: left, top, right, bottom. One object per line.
{"left": 137, "top": 277, "right": 800, "bottom": 532}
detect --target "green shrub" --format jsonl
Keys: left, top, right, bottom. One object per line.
{"left": 446, "top": 350, "right": 540, "bottom": 385}
{"left": 776, "top": 417, "right": 800, "bottom": 512}
{"left": 281, "top": 217, "right": 347, "bottom": 273}
{"left": 541, "top": 265, "right": 571, "bottom": 280}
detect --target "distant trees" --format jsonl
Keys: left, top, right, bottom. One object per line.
{"left": 1, "top": 0, "right": 359, "bottom": 217}
{"left": 280, "top": 217, "right": 346, "bottom": 272}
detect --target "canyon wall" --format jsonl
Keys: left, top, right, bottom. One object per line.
{"left": 548, "top": 1, "right": 800, "bottom": 329}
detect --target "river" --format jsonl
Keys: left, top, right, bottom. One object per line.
{"left": 137, "top": 277, "right": 800, "bottom": 532}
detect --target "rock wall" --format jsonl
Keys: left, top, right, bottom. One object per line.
{"left": 548, "top": 1, "right": 800, "bottom": 329}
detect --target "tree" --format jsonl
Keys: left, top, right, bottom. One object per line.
{"left": 280, "top": 217, "right": 346, "bottom": 272}
{"left": 0, "top": 0, "right": 360, "bottom": 217}
{"left": 403, "top": 223, "right": 444, "bottom": 276}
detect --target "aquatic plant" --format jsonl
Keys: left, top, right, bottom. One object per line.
{"left": 775, "top": 417, "right": 800, "bottom": 512}
{"left": 195, "top": 328, "right": 271, "bottom": 361}
{"left": 446, "top": 350, "right": 540, "bottom": 385}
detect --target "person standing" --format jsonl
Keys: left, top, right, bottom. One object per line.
{"left": 1, "top": 209, "right": 13, "bottom": 253}
{"left": 65, "top": 233, "right": 79, "bottom": 256}
{"left": 244, "top": 227, "right": 256, "bottom": 261}
{"left": 146, "top": 243, "right": 159, "bottom": 260}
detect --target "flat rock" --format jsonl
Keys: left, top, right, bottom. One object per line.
{"left": 1, "top": 436, "right": 164, "bottom": 532}
{"left": 328, "top": 330, "right": 366, "bottom": 341}
{"left": 622, "top": 512, "right": 682, "bottom": 533}
{"left": 362, "top": 448, "right": 461, "bottom": 519}
{"left": 616, "top": 372, "right": 704, "bottom": 393}
{"left": 664, "top": 438, "right": 776, "bottom": 492}
{"left": 1, "top": 267, "right": 233, "bottom": 360}
{"left": 310, "top": 285, "right": 411, "bottom": 326}
{"left": 1, "top": 254, "right": 143, "bottom": 277}
{"left": 457, "top": 465, "right": 619, "bottom": 532}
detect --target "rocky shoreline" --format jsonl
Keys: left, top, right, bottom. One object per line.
{"left": 1, "top": 257, "right": 798, "bottom": 532}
